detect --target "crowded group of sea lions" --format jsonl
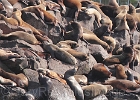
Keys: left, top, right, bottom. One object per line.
{"left": 0, "top": 0, "right": 140, "bottom": 100}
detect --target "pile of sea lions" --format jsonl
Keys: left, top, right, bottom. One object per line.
{"left": 0, "top": 0, "right": 140, "bottom": 99}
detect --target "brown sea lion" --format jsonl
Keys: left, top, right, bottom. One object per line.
{"left": 0, "top": 49, "right": 21, "bottom": 60}
{"left": 103, "top": 79, "right": 140, "bottom": 92}
{"left": 61, "top": 48, "right": 89, "bottom": 61}
{"left": 12, "top": 9, "right": 43, "bottom": 36}
{"left": 108, "top": 0, "right": 119, "bottom": 8}
{"left": 91, "top": 63, "right": 112, "bottom": 78}
{"left": 103, "top": 45, "right": 135, "bottom": 67}
{"left": 43, "top": 41, "right": 77, "bottom": 65}
{"left": 115, "top": 64, "right": 127, "bottom": 79}
{"left": 82, "top": 83, "right": 113, "bottom": 100}
{"left": 0, "top": 68, "right": 28, "bottom": 88}
{"left": 0, "top": 76, "right": 17, "bottom": 86}
{"left": 37, "top": 68, "right": 67, "bottom": 85}
{"left": 0, "top": 31, "right": 40, "bottom": 45}
{"left": 114, "top": 5, "right": 129, "bottom": 15}
{"left": 114, "top": 15, "right": 130, "bottom": 32}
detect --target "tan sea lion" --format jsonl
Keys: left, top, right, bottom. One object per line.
{"left": 74, "top": 75, "right": 87, "bottom": 85}
{"left": 82, "top": 83, "right": 113, "bottom": 100}
{"left": 115, "top": 64, "right": 127, "bottom": 79}
{"left": 43, "top": 41, "right": 77, "bottom": 65}
{"left": 37, "top": 68, "right": 67, "bottom": 85}
{"left": 61, "top": 48, "right": 89, "bottom": 61}
{"left": 0, "top": 49, "right": 21, "bottom": 60}
{"left": 12, "top": 9, "right": 43, "bottom": 36}
{"left": 0, "top": 76, "right": 17, "bottom": 86}
{"left": 0, "top": 68, "right": 28, "bottom": 88}
{"left": 114, "top": 5, "right": 129, "bottom": 15}
{"left": 0, "top": 31, "right": 40, "bottom": 45}
{"left": 0, "top": 14, "right": 18, "bottom": 26}
{"left": 103, "top": 79, "right": 140, "bottom": 92}
{"left": 56, "top": 40, "right": 78, "bottom": 49}
{"left": 108, "top": 0, "right": 119, "bottom": 8}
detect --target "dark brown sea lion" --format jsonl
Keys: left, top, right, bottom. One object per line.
{"left": 0, "top": 68, "right": 28, "bottom": 88}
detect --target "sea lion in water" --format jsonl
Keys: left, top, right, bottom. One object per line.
{"left": 0, "top": 31, "right": 40, "bottom": 45}
{"left": 64, "top": 67, "right": 84, "bottom": 100}
{"left": 0, "top": 68, "right": 28, "bottom": 88}
{"left": 37, "top": 68, "right": 67, "bottom": 85}
{"left": 1, "top": 0, "right": 13, "bottom": 17}
{"left": 43, "top": 41, "right": 77, "bottom": 65}
{"left": 115, "top": 64, "right": 127, "bottom": 79}
{"left": 0, "top": 49, "right": 20, "bottom": 60}
{"left": 103, "top": 79, "right": 140, "bottom": 92}
{"left": 82, "top": 83, "right": 113, "bottom": 100}
{"left": 103, "top": 45, "right": 135, "bottom": 67}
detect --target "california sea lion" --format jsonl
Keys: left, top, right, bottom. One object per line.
{"left": 74, "top": 75, "right": 87, "bottom": 85}
{"left": 91, "top": 63, "right": 112, "bottom": 79}
{"left": 0, "top": 68, "right": 28, "bottom": 88}
{"left": 61, "top": 48, "right": 89, "bottom": 61}
{"left": 1, "top": 0, "right": 13, "bottom": 17}
{"left": 83, "top": 7, "right": 101, "bottom": 27}
{"left": 43, "top": 41, "right": 77, "bottom": 65}
{"left": 0, "top": 49, "right": 20, "bottom": 60}
{"left": 103, "top": 79, "right": 140, "bottom": 92}
{"left": 0, "top": 14, "right": 18, "bottom": 26}
{"left": 114, "top": 15, "right": 130, "bottom": 32}
{"left": 37, "top": 68, "right": 67, "bottom": 85}
{"left": 12, "top": 9, "right": 43, "bottom": 36}
{"left": 82, "top": 83, "right": 113, "bottom": 100}
{"left": 108, "top": 0, "right": 119, "bottom": 8}
{"left": 115, "top": 64, "right": 127, "bottom": 79}
{"left": 103, "top": 45, "right": 134, "bottom": 67}
{"left": 64, "top": 67, "right": 84, "bottom": 100}
{"left": 56, "top": 40, "right": 78, "bottom": 49}
{"left": 0, "top": 76, "right": 17, "bottom": 86}
{"left": 0, "top": 31, "right": 40, "bottom": 45}
{"left": 114, "top": 5, "right": 129, "bottom": 15}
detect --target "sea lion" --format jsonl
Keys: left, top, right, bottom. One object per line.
{"left": 38, "top": 72, "right": 53, "bottom": 100}
{"left": 64, "top": 21, "right": 88, "bottom": 44}
{"left": 0, "top": 76, "right": 17, "bottom": 86}
{"left": 103, "top": 45, "right": 135, "bottom": 67}
{"left": 82, "top": 83, "right": 113, "bottom": 100}
{"left": 61, "top": 48, "right": 89, "bottom": 61}
{"left": 56, "top": 40, "right": 78, "bottom": 49}
{"left": 12, "top": 9, "right": 43, "bottom": 36}
{"left": 1, "top": 0, "right": 13, "bottom": 17}
{"left": 37, "top": 68, "right": 67, "bottom": 85}
{"left": 115, "top": 64, "right": 127, "bottom": 79}
{"left": 0, "top": 14, "right": 18, "bottom": 26}
{"left": 103, "top": 79, "right": 140, "bottom": 92}
{"left": 0, "top": 49, "right": 21, "bottom": 60}
{"left": 74, "top": 75, "right": 87, "bottom": 85}
{"left": 64, "top": 67, "right": 84, "bottom": 100}
{"left": 0, "top": 68, "right": 28, "bottom": 88}
{"left": 0, "top": 31, "right": 40, "bottom": 45}
{"left": 114, "top": 5, "right": 129, "bottom": 15}
{"left": 114, "top": 15, "right": 130, "bottom": 32}
{"left": 108, "top": 0, "right": 119, "bottom": 8}
{"left": 43, "top": 41, "right": 77, "bottom": 65}
{"left": 91, "top": 63, "right": 112, "bottom": 79}
{"left": 83, "top": 7, "right": 101, "bottom": 27}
